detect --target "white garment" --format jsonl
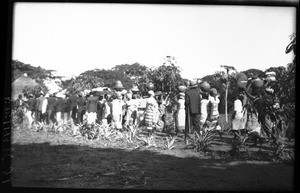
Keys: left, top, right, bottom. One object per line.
{"left": 41, "top": 99, "right": 48, "bottom": 114}
{"left": 175, "top": 98, "right": 185, "bottom": 131}
{"left": 87, "top": 112, "right": 97, "bottom": 124}
{"left": 209, "top": 96, "right": 220, "bottom": 118}
{"left": 233, "top": 99, "right": 243, "bottom": 119}
{"left": 25, "top": 110, "right": 33, "bottom": 127}
{"left": 200, "top": 99, "right": 209, "bottom": 124}
{"left": 104, "top": 101, "right": 111, "bottom": 118}
{"left": 56, "top": 112, "right": 61, "bottom": 122}
{"left": 111, "top": 99, "right": 124, "bottom": 129}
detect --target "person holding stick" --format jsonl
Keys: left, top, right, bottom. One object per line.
{"left": 185, "top": 80, "right": 201, "bottom": 138}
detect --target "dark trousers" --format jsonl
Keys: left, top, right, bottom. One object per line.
{"left": 36, "top": 111, "right": 45, "bottom": 122}
{"left": 190, "top": 113, "right": 200, "bottom": 133}
{"left": 47, "top": 109, "right": 55, "bottom": 124}
{"left": 71, "top": 106, "right": 77, "bottom": 121}
{"left": 77, "top": 110, "right": 84, "bottom": 124}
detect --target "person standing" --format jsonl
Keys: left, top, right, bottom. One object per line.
{"left": 62, "top": 95, "right": 70, "bottom": 124}
{"left": 102, "top": 94, "right": 112, "bottom": 125}
{"left": 68, "top": 93, "right": 78, "bottom": 123}
{"left": 208, "top": 88, "right": 222, "bottom": 136}
{"left": 208, "top": 88, "right": 220, "bottom": 121}
{"left": 111, "top": 92, "right": 125, "bottom": 130}
{"left": 76, "top": 93, "right": 86, "bottom": 124}
{"left": 86, "top": 93, "right": 98, "bottom": 124}
{"left": 42, "top": 93, "right": 49, "bottom": 123}
{"left": 185, "top": 80, "right": 201, "bottom": 135}
{"left": 97, "top": 95, "right": 105, "bottom": 124}
{"left": 156, "top": 92, "right": 169, "bottom": 132}
{"left": 175, "top": 92, "right": 186, "bottom": 134}
{"left": 36, "top": 92, "right": 47, "bottom": 123}
{"left": 200, "top": 92, "right": 210, "bottom": 131}
{"left": 46, "top": 94, "right": 57, "bottom": 124}
{"left": 26, "top": 94, "right": 36, "bottom": 128}
{"left": 144, "top": 90, "right": 159, "bottom": 133}
{"left": 54, "top": 93, "right": 65, "bottom": 124}
{"left": 124, "top": 92, "right": 138, "bottom": 127}
{"left": 14, "top": 94, "right": 25, "bottom": 125}
{"left": 231, "top": 94, "right": 246, "bottom": 138}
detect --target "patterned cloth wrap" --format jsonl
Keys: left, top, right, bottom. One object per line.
{"left": 144, "top": 98, "right": 158, "bottom": 129}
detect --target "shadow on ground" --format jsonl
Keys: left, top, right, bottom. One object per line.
{"left": 11, "top": 142, "right": 294, "bottom": 191}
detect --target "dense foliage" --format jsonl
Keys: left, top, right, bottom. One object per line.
{"left": 12, "top": 60, "right": 58, "bottom": 82}
{"left": 12, "top": 60, "right": 59, "bottom": 96}
{"left": 61, "top": 63, "right": 148, "bottom": 93}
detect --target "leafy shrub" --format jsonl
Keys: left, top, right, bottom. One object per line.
{"left": 229, "top": 135, "right": 249, "bottom": 156}
{"left": 188, "top": 131, "right": 216, "bottom": 152}
{"left": 164, "top": 135, "right": 177, "bottom": 150}
{"left": 138, "top": 135, "right": 157, "bottom": 148}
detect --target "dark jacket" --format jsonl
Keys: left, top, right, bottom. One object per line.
{"left": 62, "top": 98, "right": 70, "bottom": 113}
{"left": 55, "top": 98, "right": 65, "bottom": 112}
{"left": 36, "top": 96, "right": 46, "bottom": 111}
{"left": 27, "top": 98, "right": 36, "bottom": 111}
{"left": 47, "top": 97, "right": 57, "bottom": 111}
{"left": 185, "top": 87, "right": 201, "bottom": 114}
{"left": 86, "top": 96, "right": 98, "bottom": 113}
{"left": 77, "top": 97, "right": 86, "bottom": 112}
{"left": 68, "top": 95, "right": 78, "bottom": 109}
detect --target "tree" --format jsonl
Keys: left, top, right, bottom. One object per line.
{"left": 241, "top": 68, "right": 265, "bottom": 79}
{"left": 61, "top": 71, "right": 104, "bottom": 94}
{"left": 265, "top": 34, "right": 296, "bottom": 118}
{"left": 140, "top": 56, "right": 185, "bottom": 100}
{"left": 12, "top": 60, "right": 56, "bottom": 81}
{"left": 61, "top": 63, "right": 149, "bottom": 93}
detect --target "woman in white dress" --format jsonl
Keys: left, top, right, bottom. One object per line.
{"left": 231, "top": 94, "right": 247, "bottom": 138}
{"left": 111, "top": 92, "right": 125, "bottom": 130}
{"left": 175, "top": 92, "right": 186, "bottom": 134}
{"left": 200, "top": 92, "right": 210, "bottom": 132}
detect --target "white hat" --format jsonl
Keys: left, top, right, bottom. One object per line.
{"left": 45, "top": 93, "right": 50, "bottom": 98}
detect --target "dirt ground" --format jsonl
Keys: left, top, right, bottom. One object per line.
{"left": 10, "top": 114, "right": 295, "bottom": 191}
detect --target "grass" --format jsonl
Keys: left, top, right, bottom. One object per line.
{"left": 10, "top": 113, "right": 295, "bottom": 190}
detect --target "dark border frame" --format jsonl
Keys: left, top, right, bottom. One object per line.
{"left": 2, "top": 1, "right": 298, "bottom": 192}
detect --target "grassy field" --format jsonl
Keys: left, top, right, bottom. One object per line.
{"left": 10, "top": 114, "right": 295, "bottom": 191}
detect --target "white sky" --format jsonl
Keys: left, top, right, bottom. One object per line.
{"left": 12, "top": 3, "right": 296, "bottom": 79}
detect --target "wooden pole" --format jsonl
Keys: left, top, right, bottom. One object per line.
{"left": 225, "top": 69, "right": 229, "bottom": 123}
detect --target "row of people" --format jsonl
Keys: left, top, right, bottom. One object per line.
{"left": 15, "top": 89, "right": 169, "bottom": 131}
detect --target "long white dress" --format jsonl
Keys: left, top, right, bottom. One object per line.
{"left": 200, "top": 99, "right": 209, "bottom": 124}
{"left": 175, "top": 98, "right": 185, "bottom": 132}
{"left": 232, "top": 99, "right": 247, "bottom": 130}
{"left": 208, "top": 95, "right": 220, "bottom": 121}
{"left": 111, "top": 99, "right": 125, "bottom": 129}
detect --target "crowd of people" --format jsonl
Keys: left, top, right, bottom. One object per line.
{"left": 13, "top": 86, "right": 169, "bottom": 132}
{"left": 14, "top": 70, "right": 284, "bottom": 141}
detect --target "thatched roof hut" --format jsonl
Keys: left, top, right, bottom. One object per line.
{"left": 12, "top": 73, "right": 38, "bottom": 101}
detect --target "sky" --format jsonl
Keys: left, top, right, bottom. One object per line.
{"left": 12, "top": 3, "right": 296, "bottom": 80}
